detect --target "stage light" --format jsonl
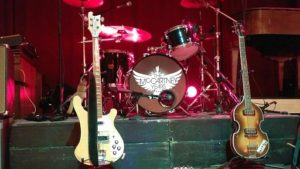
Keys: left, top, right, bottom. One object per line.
{"left": 186, "top": 86, "right": 197, "bottom": 98}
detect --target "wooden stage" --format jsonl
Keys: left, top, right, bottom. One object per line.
{"left": 8, "top": 112, "right": 300, "bottom": 169}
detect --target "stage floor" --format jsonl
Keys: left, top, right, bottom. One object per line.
{"left": 8, "top": 112, "right": 300, "bottom": 169}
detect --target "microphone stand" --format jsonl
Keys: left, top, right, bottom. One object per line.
{"left": 50, "top": 0, "right": 67, "bottom": 121}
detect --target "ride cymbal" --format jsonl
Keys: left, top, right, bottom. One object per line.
{"left": 100, "top": 26, "right": 152, "bottom": 43}
{"left": 63, "top": 0, "right": 104, "bottom": 8}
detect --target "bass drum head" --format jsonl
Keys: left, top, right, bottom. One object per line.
{"left": 129, "top": 54, "right": 186, "bottom": 114}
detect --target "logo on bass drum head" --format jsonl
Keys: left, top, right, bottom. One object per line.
{"left": 133, "top": 66, "right": 182, "bottom": 95}
{"left": 129, "top": 54, "right": 186, "bottom": 114}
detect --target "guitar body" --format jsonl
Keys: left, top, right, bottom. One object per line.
{"left": 230, "top": 25, "right": 269, "bottom": 159}
{"left": 73, "top": 12, "right": 125, "bottom": 166}
{"left": 73, "top": 96, "right": 124, "bottom": 165}
{"left": 231, "top": 98, "right": 270, "bottom": 159}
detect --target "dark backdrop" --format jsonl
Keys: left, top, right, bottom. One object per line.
{"left": 1, "top": 0, "right": 299, "bottom": 98}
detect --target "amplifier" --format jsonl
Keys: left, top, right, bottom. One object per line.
{"left": 0, "top": 45, "right": 14, "bottom": 116}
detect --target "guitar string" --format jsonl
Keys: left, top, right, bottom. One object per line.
{"left": 240, "top": 34, "right": 252, "bottom": 157}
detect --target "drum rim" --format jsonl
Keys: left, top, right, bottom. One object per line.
{"left": 170, "top": 42, "right": 199, "bottom": 51}
{"left": 102, "top": 49, "right": 133, "bottom": 55}
{"left": 164, "top": 24, "right": 188, "bottom": 35}
{"left": 129, "top": 53, "right": 187, "bottom": 113}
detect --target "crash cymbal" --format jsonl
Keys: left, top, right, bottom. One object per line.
{"left": 180, "top": 0, "right": 216, "bottom": 8}
{"left": 100, "top": 26, "right": 152, "bottom": 43}
{"left": 63, "top": 0, "right": 104, "bottom": 8}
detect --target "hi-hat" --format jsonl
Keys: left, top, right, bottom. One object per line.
{"left": 100, "top": 26, "right": 152, "bottom": 43}
{"left": 180, "top": 0, "right": 217, "bottom": 8}
{"left": 63, "top": 0, "right": 104, "bottom": 8}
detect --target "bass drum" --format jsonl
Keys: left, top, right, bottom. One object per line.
{"left": 129, "top": 54, "right": 186, "bottom": 114}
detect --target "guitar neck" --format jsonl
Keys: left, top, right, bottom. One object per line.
{"left": 238, "top": 34, "right": 252, "bottom": 112}
{"left": 92, "top": 37, "right": 103, "bottom": 118}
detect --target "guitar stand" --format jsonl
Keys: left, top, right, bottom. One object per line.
{"left": 123, "top": 91, "right": 146, "bottom": 120}
{"left": 220, "top": 156, "right": 286, "bottom": 169}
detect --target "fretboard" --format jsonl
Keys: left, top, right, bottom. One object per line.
{"left": 92, "top": 37, "right": 103, "bottom": 118}
{"left": 238, "top": 34, "right": 253, "bottom": 114}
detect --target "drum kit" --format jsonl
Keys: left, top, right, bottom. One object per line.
{"left": 63, "top": 0, "right": 240, "bottom": 117}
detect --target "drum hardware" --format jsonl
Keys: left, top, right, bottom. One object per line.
{"left": 79, "top": 37, "right": 124, "bottom": 44}
{"left": 116, "top": 88, "right": 162, "bottom": 117}
{"left": 186, "top": 24, "right": 215, "bottom": 112}
{"left": 186, "top": 74, "right": 217, "bottom": 112}
{"left": 185, "top": 22, "right": 239, "bottom": 113}
{"left": 147, "top": 45, "right": 167, "bottom": 54}
{"left": 180, "top": 0, "right": 241, "bottom": 114}
{"left": 63, "top": 0, "right": 102, "bottom": 108}
{"left": 203, "top": 0, "right": 242, "bottom": 113}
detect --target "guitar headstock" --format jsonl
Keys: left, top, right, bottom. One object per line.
{"left": 88, "top": 12, "right": 103, "bottom": 38}
{"left": 232, "top": 23, "right": 245, "bottom": 36}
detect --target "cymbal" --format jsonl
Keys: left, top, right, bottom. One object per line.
{"left": 63, "top": 0, "right": 104, "bottom": 8}
{"left": 100, "top": 26, "right": 152, "bottom": 43}
{"left": 180, "top": 0, "right": 216, "bottom": 8}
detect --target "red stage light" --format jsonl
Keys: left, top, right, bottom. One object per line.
{"left": 186, "top": 86, "right": 197, "bottom": 98}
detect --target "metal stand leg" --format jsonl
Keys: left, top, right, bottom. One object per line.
{"left": 187, "top": 83, "right": 214, "bottom": 111}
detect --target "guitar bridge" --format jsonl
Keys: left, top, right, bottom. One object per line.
{"left": 97, "top": 149, "right": 106, "bottom": 164}
{"left": 247, "top": 144, "right": 258, "bottom": 153}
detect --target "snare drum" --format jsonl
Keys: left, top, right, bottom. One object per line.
{"left": 164, "top": 24, "right": 198, "bottom": 61}
{"left": 129, "top": 54, "right": 186, "bottom": 114}
{"left": 101, "top": 49, "right": 134, "bottom": 87}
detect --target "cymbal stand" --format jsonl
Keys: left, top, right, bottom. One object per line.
{"left": 79, "top": 1, "right": 88, "bottom": 74}
{"left": 187, "top": 7, "right": 241, "bottom": 112}
{"left": 199, "top": 25, "right": 207, "bottom": 93}
{"left": 187, "top": 25, "right": 214, "bottom": 112}
{"left": 79, "top": 1, "right": 88, "bottom": 106}
{"left": 210, "top": 2, "right": 223, "bottom": 114}
{"left": 202, "top": 1, "right": 241, "bottom": 113}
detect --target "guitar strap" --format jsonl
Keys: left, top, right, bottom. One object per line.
{"left": 88, "top": 72, "right": 99, "bottom": 167}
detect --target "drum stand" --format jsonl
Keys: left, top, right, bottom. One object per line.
{"left": 79, "top": 1, "right": 88, "bottom": 75}
{"left": 204, "top": 0, "right": 243, "bottom": 111}
{"left": 187, "top": 1, "right": 242, "bottom": 114}
{"left": 186, "top": 22, "right": 239, "bottom": 113}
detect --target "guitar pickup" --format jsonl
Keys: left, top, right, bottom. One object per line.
{"left": 98, "top": 135, "right": 109, "bottom": 141}
{"left": 97, "top": 131, "right": 109, "bottom": 143}
{"left": 242, "top": 109, "right": 255, "bottom": 116}
{"left": 244, "top": 128, "right": 258, "bottom": 137}
{"left": 97, "top": 121, "right": 104, "bottom": 125}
